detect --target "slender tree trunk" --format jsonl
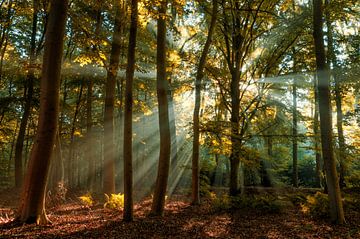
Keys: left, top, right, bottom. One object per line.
{"left": 260, "top": 136, "right": 272, "bottom": 187}
{"left": 168, "top": 85, "right": 178, "bottom": 168}
{"left": 14, "top": 0, "right": 38, "bottom": 188}
{"left": 48, "top": 131, "right": 63, "bottom": 190}
{"left": 192, "top": 0, "right": 218, "bottom": 205}
{"left": 68, "top": 81, "right": 84, "bottom": 188}
{"left": 86, "top": 78, "right": 95, "bottom": 190}
{"left": 325, "top": 0, "right": 346, "bottom": 188}
{"left": 103, "top": 0, "right": 123, "bottom": 195}
{"left": 151, "top": 0, "right": 171, "bottom": 216}
{"left": 312, "top": 0, "right": 345, "bottom": 224}
{"left": 229, "top": 69, "right": 241, "bottom": 196}
{"left": 313, "top": 75, "right": 323, "bottom": 188}
{"left": 292, "top": 79, "right": 298, "bottom": 188}
{"left": 86, "top": 0, "right": 103, "bottom": 191}
{"left": 123, "top": 0, "right": 138, "bottom": 222}
{"left": 16, "top": 0, "right": 68, "bottom": 224}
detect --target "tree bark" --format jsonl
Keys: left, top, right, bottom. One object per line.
{"left": 313, "top": 75, "right": 323, "bottom": 188}
{"left": 103, "top": 0, "right": 123, "bottom": 195}
{"left": 68, "top": 80, "right": 84, "bottom": 188}
{"left": 86, "top": 0, "right": 103, "bottom": 191}
{"left": 151, "top": 0, "right": 171, "bottom": 216}
{"left": 192, "top": 0, "right": 218, "bottom": 205}
{"left": 292, "top": 78, "right": 298, "bottom": 188}
{"left": 16, "top": 0, "right": 68, "bottom": 224}
{"left": 14, "top": 0, "right": 38, "bottom": 188}
{"left": 123, "top": 0, "right": 138, "bottom": 222}
{"left": 312, "top": 0, "right": 345, "bottom": 224}
{"left": 325, "top": 0, "right": 346, "bottom": 188}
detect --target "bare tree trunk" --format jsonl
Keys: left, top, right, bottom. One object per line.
{"left": 292, "top": 78, "right": 298, "bottom": 188}
{"left": 14, "top": 0, "right": 38, "bottom": 188}
{"left": 16, "top": 0, "right": 68, "bottom": 224}
{"left": 103, "top": 0, "right": 123, "bottom": 195}
{"left": 313, "top": 75, "right": 323, "bottom": 188}
{"left": 312, "top": 0, "right": 345, "bottom": 224}
{"left": 86, "top": 0, "right": 103, "bottom": 191}
{"left": 151, "top": 0, "right": 171, "bottom": 216}
{"left": 68, "top": 81, "right": 84, "bottom": 188}
{"left": 229, "top": 69, "right": 241, "bottom": 196}
{"left": 192, "top": 0, "right": 218, "bottom": 205}
{"left": 123, "top": 0, "right": 138, "bottom": 222}
{"left": 325, "top": 0, "right": 346, "bottom": 188}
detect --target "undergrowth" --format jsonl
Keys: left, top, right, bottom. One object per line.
{"left": 210, "top": 193, "right": 282, "bottom": 214}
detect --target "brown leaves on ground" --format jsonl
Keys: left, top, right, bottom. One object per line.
{"left": 0, "top": 191, "right": 359, "bottom": 239}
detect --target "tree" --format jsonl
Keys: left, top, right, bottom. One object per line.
{"left": 14, "top": 0, "right": 38, "bottom": 188}
{"left": 87, "top": 0, "right": 104, "bottom": 191}
{"left": 123, "top": 0, "right": 138, "bottom": 222}
{"left": 103, "top": 0, "right": 124, "bottom": 195}
{"left": 151, "top": 0, "right": 171, "bottom": 216}
{"left": 16, "top": 0, "right": 68, "bottom": 224}
{"left": 312, "top": 0, "right": 345, "bottom": 224}
{"left": 325, "top": 0, "right": 347, "bottom": 188}
{"left": 192, "top": 0, "right": 218, "bottom": 205}
{"left": 292, "top": 53, "right": 298, "bottom": 188}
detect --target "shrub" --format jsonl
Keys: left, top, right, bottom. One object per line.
{"left": 345, "top": 171, "right": 360, "bottom": 188}
{"left": 211, "top": 194, "right": 282, "bottom": 213}
{"left": 252, "top": 195, "right": 282, "bottom": 213}
{"left": 104, "top": 193, "right": 124, "bottom": 210}
{"left": 79, "top": 193, "right": 94, "bottom": 207}
{"left": 300, "top": 192, "right": 329, "bottom": 218}
{"left": 199, "top": 174, "right": 211, "bottom": 198}
{"left": 211, "top": 194, "right": 232, "bottom": 212}
{"left": 288, "top": 193, "right": 307, "bottom": 206}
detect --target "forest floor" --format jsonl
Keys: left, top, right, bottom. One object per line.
{"left": 0, "top": 187, "right": 359, "bottom": 239}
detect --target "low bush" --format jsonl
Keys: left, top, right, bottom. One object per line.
{"left": 79, "top": 192, "right": 94, "bottom": 207}
{"left": 211, "top": 193, "right": 282, "bottom": 213}
{"left": 104, "top": 193, "right": 124, "bottom": 210}
{"left": 300, "top": 192, "right": 329, "bottom": 218}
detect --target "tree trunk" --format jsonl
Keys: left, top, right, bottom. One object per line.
{"left": 16, "top": 0, "right": 68, "bottom": 224}
{"left": 312, "top": 0, "right": 345, "bottom": 224}
{"left": 292, "top": 79, "right": 298, "bottom": 188}
{"left": 14, "top": 0, "right": 38, "bottom": 188}
{"left": 151, "top": 0, "right": 171, "bottom": 216}
{"left": 123, "top": 0, "right": 138, "bottom": 222}
{"left": 68, "top": 80, "right": 84, "bottom": 188}
{"left": 313, "top": 75, "right": 323, "bottom": 188}
{"left": 103, "top": 0, "right": 123, "bottom": 195}
{"left": 48, "top": 131, "right": 63, "bottom": 190}
{"left": 229, "top": 69, "right": 242, "bottom": 196}
{"left": 192, "top": 0, "right": 218, "bottom": 205}
{"left": 325, "top": 0, "right": 346, "bottom": 188}
{"left": 86, "top": 78, "right": 95, "bottom": 190}
{"left": 86, "top": 0, "right": 103, "bottom": 191}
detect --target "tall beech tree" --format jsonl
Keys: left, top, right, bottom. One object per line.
{"left": 151, "top": 0, "right": 171, "bottom": 216}
{"left": 14, "top": 0, "right": 38, "bottom": 188}
{"left": 312, "top": 0, "right": 345, "bottom": 224}
{"left": 103, "top": 0, "right": 124, "bottom": 195}
{"left": 16, "top": 0, "right": 68, "bottom": 224}
{"left": 87, "top": 0, "right": 104, "bottom": 191}
{"left": 123, "top": 0, "right": 138, "bottom": 222}
{"left": 192, "top": 0, "right": 218, "bottom": 205}
{"left": 325, "top": 0, "right": 347, "bottom": 188}
{"left": 292, "top": 51, "right": 298, "bottom": 188}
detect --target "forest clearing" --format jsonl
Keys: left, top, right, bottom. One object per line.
{"left": 0, "top": 0, "right": 359, "bottom": 238}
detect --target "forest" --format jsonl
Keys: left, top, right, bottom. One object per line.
{"left": 0, "top": 0, "right": 359, "bottom": 238}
